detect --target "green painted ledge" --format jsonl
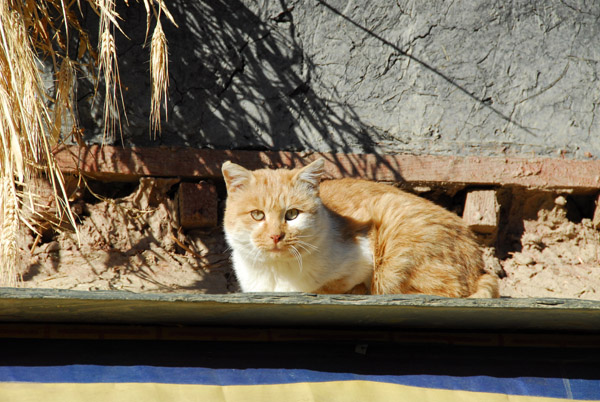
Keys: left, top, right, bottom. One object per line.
{"left": 1, "top": 288, "right": 600, "bottom": 333}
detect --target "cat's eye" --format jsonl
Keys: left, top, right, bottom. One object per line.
{"left": 285, "top": 208, "right": 299, "bottom": 221}
{"left": 250, "top": 210, "right": 265, "bottom": 221}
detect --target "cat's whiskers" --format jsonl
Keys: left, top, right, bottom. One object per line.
{"left": 298, "top": 239, "right": 318, "bottom": 250}
{"left": 289, "top": 245, "right": 303, "bottom": 272}
{"left": 295, "top": 243, "right": 313, "bottom": 255}
{"left": 236, "top": 239, "right": 258, "bottom": 258}
{"left": 296, "top": 234, "right": 318, "bottom": 240}
{"left": 295, "top": 240, "right": 319, "bottom": 254}
{"left": 247, "top": 245, "right": 264, "bottom": 270}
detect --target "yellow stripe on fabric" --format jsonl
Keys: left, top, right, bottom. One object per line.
{"left": 0, "top": 381, "right": 596, "bottom": 402}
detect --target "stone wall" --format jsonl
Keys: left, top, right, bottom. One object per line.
{"left": 74, "top": 0, "right": 599, "bottom": 159}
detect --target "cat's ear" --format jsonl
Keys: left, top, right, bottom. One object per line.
{"left": 294, "top": 158, "right": 325, "bottom": 192}
{"left": 222, "top": 161, "right": 252, "bottom": 193}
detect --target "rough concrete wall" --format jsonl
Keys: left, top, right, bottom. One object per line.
{"left": 74, "top": 0, "right": 599, "bottom": 159}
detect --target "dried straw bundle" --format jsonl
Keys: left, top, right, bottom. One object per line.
{"left": 0, "top": 0, "right": 175, "bottom": 285}
{"left": 0, "top": 2, "right": 74, "bottom": 286}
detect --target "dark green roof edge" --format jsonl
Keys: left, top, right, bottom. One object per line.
{"left": 1, "top": 288, "right": 599, "bottom": 332}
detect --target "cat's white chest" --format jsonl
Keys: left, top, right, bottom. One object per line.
{"left": 230, "top": 235, "right": 373, "bottom": 293}
{"left": 231, "top": 253, "right": 315, "bottom": 292}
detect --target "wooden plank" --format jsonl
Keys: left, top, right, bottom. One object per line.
{"left": 53, "top": 145, "right": 600, "bottom": 191}
{"left": 178, "top": 181, "right": 218, "bottom": 228}
{"left": 1, "top": 288, "right": 600, "bottom": 332}
{"left": 463, "top": 190, "right": 500, "bottom": 234}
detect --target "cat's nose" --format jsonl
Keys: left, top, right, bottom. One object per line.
{"left": 270, "top": 233, "right": 285, "bottom": 244}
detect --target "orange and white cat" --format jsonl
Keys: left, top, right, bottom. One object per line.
{"left": 222, "top": 159, "right": 499, "bottom": 297}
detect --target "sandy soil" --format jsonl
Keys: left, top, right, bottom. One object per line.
{"left": 496, "top": 197, "right": 600, "bottom": 300}
{"left": 16, "top": 178, "right": 234, "bottom": 294}
{"left": 14, "top": 178, "right": 600, "bottom": 300}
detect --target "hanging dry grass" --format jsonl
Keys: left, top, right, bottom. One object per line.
{"left": 0, "top": 0, "right": 176, "bottom": 286}
{"left": 0, "top": 177, "right": 18, "bottom": 287}
{"left": 150, "top": 18, "right": 169, "bottom": 137}
{"left": 97, "top": 0, "right": 126, "bottom": 142}
{"left": 145, "top": 0, "right": 176, "bottom": 138}
{"left": 0, "top": 2, "right": 76, "bottom": 286}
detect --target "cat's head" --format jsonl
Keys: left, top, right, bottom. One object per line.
{"left": 222, "top": 159, "right": 326, "bottom": 261}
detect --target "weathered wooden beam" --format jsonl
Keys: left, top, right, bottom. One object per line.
{"left": 178, "top": 181, "right": 218, "bottom": 229}
{"left": 53, "top": 145, "right": 600, "bottom": 191}
{"left": 463, "top": 189, "right": 500, "bottom": 246}
{"left": 463, "top": 190, "right": 500, "bottom": 234}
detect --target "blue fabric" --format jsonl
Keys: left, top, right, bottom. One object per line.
{"left": 1, "top": 365, "right": 599, "bottom": 400}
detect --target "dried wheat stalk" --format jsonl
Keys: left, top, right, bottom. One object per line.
{"left": 0, "top": 0, "right": 176, "bottom": 285}
{"left": 150, "top": 18, "right": 169, "bottom": 137}
{"left": 0, "top": 3, "right": 73, "bottom": 285}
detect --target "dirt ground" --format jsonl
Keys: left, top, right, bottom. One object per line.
{"left": 14, "top": 178, "right": 600, "bottom": 300}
